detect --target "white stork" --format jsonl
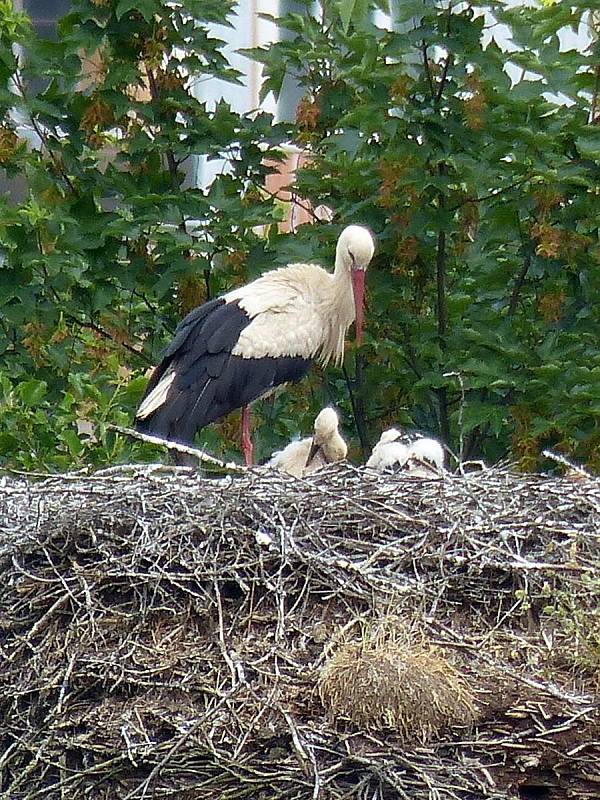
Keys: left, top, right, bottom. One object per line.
{"left": 135, "top": 225, "right": 375, "bottom": 464}
{"left": 366, "top": 428, "right": 445, "bottom": 474}
{"left": 409, "top": 436, "right": 445, "bottom": 471}
{"left": 366, "top": 428, "right": 411, "bottom": 471}
{"left": 268, "top": 406, "right": 347, "bottom": 478}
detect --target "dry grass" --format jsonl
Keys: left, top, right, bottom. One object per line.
{"left": 319, "top": 620, "right": 476, "bottom": 741}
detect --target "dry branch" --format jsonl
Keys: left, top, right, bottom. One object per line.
{"left": 108, "top": 424, "right": 246, "bottom": 471}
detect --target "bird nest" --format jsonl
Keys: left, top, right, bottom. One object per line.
{"left": 1, "top": 463, "right": 599, "bottom": 799}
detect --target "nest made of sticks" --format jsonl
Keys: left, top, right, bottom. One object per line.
{"left": 1, "top": 463, "right": 599, "bottom": 800}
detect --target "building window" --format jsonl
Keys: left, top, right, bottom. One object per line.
{"left": 15, "top": 0, "right": 71, "bottom": 39}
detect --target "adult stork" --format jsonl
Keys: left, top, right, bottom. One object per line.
{"left": 268, "top": 406, "right": 347, "bottom": 478}
{"left": 135, "top": 225, "right": 375, "bottom": 464}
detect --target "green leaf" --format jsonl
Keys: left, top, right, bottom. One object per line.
{"left": 575, "top": 131, "right": 600, "bottom": 160}
{"left": 18, "top": 380, "right": 47, "bottom": 407}
{"left": 336, "top": 0, "right": 358, "bottom": 33}
{"left": 115, "top": 0, "right": 158, "bottom": 22}
{"left": 460, "top": 403, "right": 506, "bottom": 437}
{"left": 59, "top": 428, "right": 84, "bottom": 457}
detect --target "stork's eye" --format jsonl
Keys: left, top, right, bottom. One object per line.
{"left": 347, "top": 249, "right": 356, "bottom": 266}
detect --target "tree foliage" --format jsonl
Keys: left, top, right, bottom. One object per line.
{"left": 254, "top": 0, "right": 600, "bottom": 470}
{"left": 0, "top": 0, "right": 600, "bottom": 470}
{"left": 0, "top": 0, "right": 290, "bottom": 468}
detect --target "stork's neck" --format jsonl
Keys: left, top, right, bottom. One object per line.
{"left": 332, "top": 245, "right": 347, "bottom": 282}
{"left": 317, "top": 257, "right": 355, "bottom": 367}
{"left": 334, "top": 251, "right": 356, "bottom": 316}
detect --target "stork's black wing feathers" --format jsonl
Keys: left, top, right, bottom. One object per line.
{"left": 206, "top": 354, "right": 310, "bottom": 425}
{"left": 136, "top": 298, "right": 311, "bottom": 445}
{"left": 205, "top": 351, "right": 229, "bottom": 378}
{"left": 205, "top": 303, "right": 249, "bottom": 353}
{"left": 162, "top": 298, "right": 224, "bottom": 360}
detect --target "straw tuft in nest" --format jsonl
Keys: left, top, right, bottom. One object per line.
{"left": 318, "top": 619, "right": 476, "bottom": 742}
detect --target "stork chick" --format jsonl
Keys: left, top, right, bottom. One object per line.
{"left": 408, "top": 436, "right": 445, "bottom": 471}
{"left": 367, "top": 428, "right": 445, "bottom": 475}
{"left": 135, "top": 225, "right": 375, "bottom": 465}
{"left": 269, "top": 407, "right": 347, "bottom": 478}
{"left": 366, "top": 428, "right": 411, "bottom": 471}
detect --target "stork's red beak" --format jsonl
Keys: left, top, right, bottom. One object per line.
{"left": 351, "top": 268, "right": 365, "bottom": 346}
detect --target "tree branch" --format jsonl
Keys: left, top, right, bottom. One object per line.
{"left": 435, "top": 178, "right": 450, "bottom": 446}
{"left": 66, "top": 314, "right": 153, "bottom": 364}
{"left": 542, "top": 448, "right": 591, "bottom": 477}
{"left": 434, "top": 54, "right": 451, "bottom": 106}
{"left": 509, "top": 217, "right": 535, "bottom": 317}
{"left": 421, "top": 42, "right": 436, "bottom": 99}
{"left": 436, "top": 387, "right": 451, "bottom": 446}
{"left": 449, "top": 177, "right": 530, "bottom": 212}
{"left": 590, "top": 63, "right": 600, "bottom": 124}
{"left": 436, "top": 200, "right": 448, "bottom": 343}
{"left": 426, "top": 3, "right": 452, "bottom": 107}
{"left": 13, "top": 73, "right": 77, "bottom": 195}
{"left": 145, "top": 66, "right": 180, "bottom": 190}
{"left": 251, "top": 178, "right": 324, "bottom": 224}
{"left": 400, "top": 326, "right": 423, "bottom": 380}
{"left": 342, "top": 357, "right": 370, "bottom": 460}
{"left": 109, "top": 424, "right": 246, "bottom": 471}
{"left": 33, "top": 234, "right": 153, "bottom": 365}
{"left": 508, "top": 247, "right": 532, "bottom": 317}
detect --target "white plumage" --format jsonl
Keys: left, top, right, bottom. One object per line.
{"left": 408, "top": 437, "right": 445, "bottom": 470}
{"left": 366, "top": 428, "right": 410, "bottom": 471}
{"left": 136, "top": 225, "right": 375, "bottom": 466}
{"left": 269, "top": 407, "right": 347, "bottom": 478}
{"left": 224, "top": 225, "right": 375, "bottom": 364}
{"left": 367, "top": 428, "right": 445, "bottom": 475}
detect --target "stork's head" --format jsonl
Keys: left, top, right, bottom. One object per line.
{"left": 377, "top": 428, "right": 402, "bottom": 446}
{"left": 308, "top": 406, "right": 347, "bottom": 465}
{"left": 313, "top": 406, "right": 340, "bottom": 443}
{"left": 336, "top": 225, "right": 375, "bottom": 346}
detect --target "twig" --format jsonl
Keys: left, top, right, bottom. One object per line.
{"left": 108, "top": 424, "right": 246, "bottom": 471}
{"left": 508, "top": 245, "right": 532, "bottom": 317}
{"left": 252, "top": 179, "right": 324, "bottom": 224}
{"left": 342, "top": 359, "right": 370, "bottom": 460}
{"left": 145, "top": 66, "right": 179, "bottom": 190}
{"left": 421, "top": 42, "right": 436, "bottom": 99}
{"left": 65, "top": 314, "right": 153, "bottom": 365}
{"left": 121, "top": 685, "right": 244, "bottom": 800}
{"left": 590, "top": 63, "right": 600, "bottom": 124}
{"left": 542, "top": 449, "right": 591, "bottom": 478}
{"left": 3, "top": 463, "right": 600, "bottom": 797}
{"left": 434, "top": 53, "right": 452, "bottom": 105}
{"left": 443, "top": 371, "right": 466, "bottom": 465}
{"left": 449, "top": 178, "right": 530, "bottom": 211}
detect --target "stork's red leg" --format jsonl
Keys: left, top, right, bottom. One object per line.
{"left": 241, "top": 405, "right": 253, "bottom": 466}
